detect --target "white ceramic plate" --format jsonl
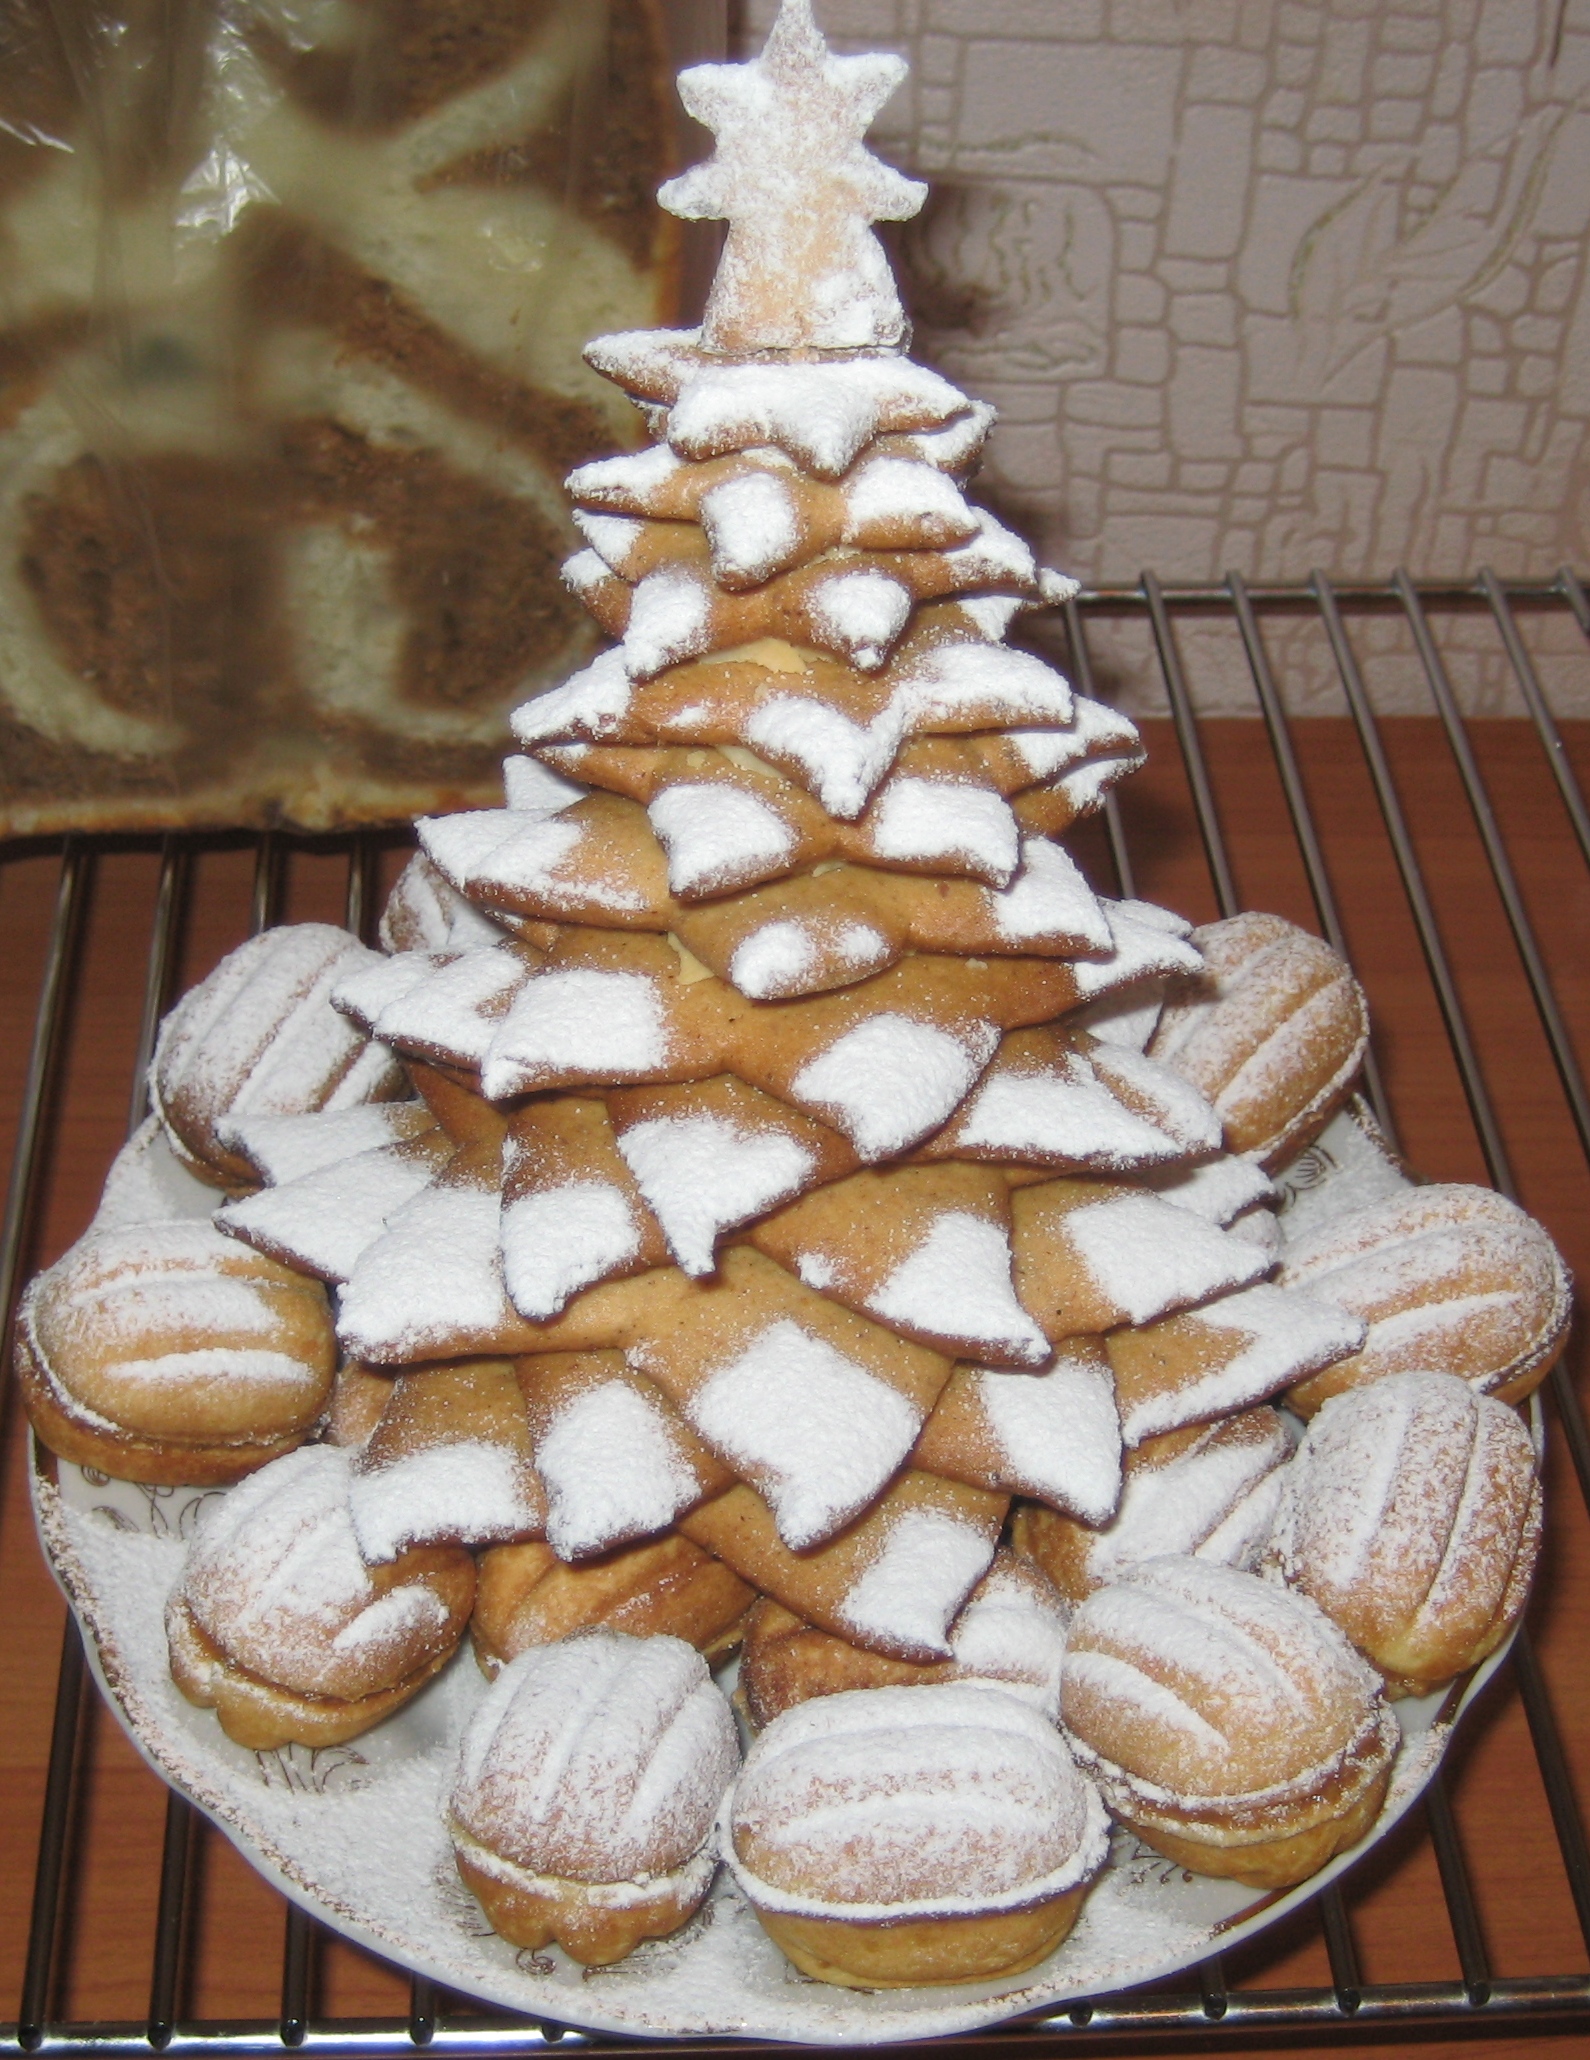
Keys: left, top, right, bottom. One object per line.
{"left": 28, "top": 1104, "right": 1527, "bottom": 2045}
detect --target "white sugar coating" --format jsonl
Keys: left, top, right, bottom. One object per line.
{"left": 807, "top": 569, "right": 912, "bottom": 669}
{"left": 92, "top": 1117, "right": 220, "bottom": 1233}
{"left": 1069, "top": 904, "right": 1203, "bottom": 1000}
{"left": 566, "top": 442, "right": 683, "bottom": 505}
{"left": 451, "top": 1632, "right": 738, "bottom": 1881}
{"left": 951, "top": 1060, "right": 1185, "bottom": 1168}
{"left": 511, "top": 646, "right": 635, "bottom": 746}
{"left": 1117, "top": 1282, "right": 1366, "bottom": 1446}
{"left": 152, "top": 925, "right": 397, "bottom": 1139}
{"left": 839, "top": 1509, "right": 999, "bottom": 1659}
{"left": 728, "top": 920, "right": 815, "bottom": 996}
{"left": 867, "top": 778, "right": 1020, "bottom": 882}
{"left": 417, "top": 810, "right": 531, "bottom": 890}
{"left": 1054, "top": 759, "right": 1134, "bottom": 814}
{"left": 338, "top": 1186, "right": 510, "bottom": 1361}
{"left": 535, "top": 1383, "right": 699, "bottom": 1558}
{"left": 350, "top": 1440, "right": 540, "bottom": 1561}
{"left": 1089, "top": 1045, "right": 1224, "bottom": 1152}
{"left": 688, "top": 1319, "right": 919, "bottom": 1549}
{"left": 745, "top": 693, "right": 900, "bottom": 819}
{"left": 895, "top": 640, "right": 1072, "bottom": 725}
{"left": 331, "top": 949, "right": 442, "bottom": 1033}
{"left": 840, "top": 455, "right": 973, "bottom": 538}
{"left": 893, "top": 401, "right": 996, "bottom": 471}
{"left": 103, "top": 1346, "right": 319, "bottom": 1395}
{"left": 482, "top": 970, "right": 668, "bottom": 1100}
{"left": 944, "top": 507, "right": 1036, "bottom": 585}
{"left": 500, "top": 1181, "right": 643, "bottom": 1319}
{"left": 989, "top": 837, "right": 1111, "bottom": 949}
{"left": 868, "top": 1211, "right": 1049, "bottom": 1364}
{"left": 1070, "top": 985, "right": 1165, "bottom": 1053}
{"left": 217, "top": 1141, "right": 440, "bottom": 1281}
{"left": 373, "top": 949, "right": 530, "bottom": 1066}
{"left": 1063, "top": 1648, "right": 1229, "bottom": 1753}
{"left": 501, "top": 754, "right": 588, "bottom": 816}
{"left": 699, "top": 470, "right": 800, "bottom": 582}
{"left": 1005, "top": 696, "right": 1141, "bottom": 779}
{"left": 1199, "top": 1465, "right": 1287, "bottom": 1570}
{"left": 729, "top": 917, "right": 890, "bottom": 995}
{"left": 1064, "top": 1192, "right": 1270, "bottom": 1327}
{"left": 662, "top": 359, "right": 968, "bottom": 477}
{"left": 729, "top": 1684, "right": 1107, "bottom": 1915}
{"left": 648, "top": 782, "right": 797, "bottom": 896}
{"left": 182, "top": 1445, "right": 449, "bottom": 1695}
{"left": 617, "top": 1115, "right": 812, "bottom": 1275}
{"left": 561, "top": 547, "right": 611, "bottom": 597}
{"left": 1069, "top": 1558, "right": 1379, "bottom": 1775}
{"left": 957, "top": 595, "right": 1026, "bottom": 640}
{"left": 572, "top": 509, "right": 646, "bottom": 571}
{"left": 797, "top": 1252, "right": 836, "bottom": 1289}
{"left": 792, "top": 1013, "right": 996, "bottom": 1158}
{"left": 378, "top": 853, "right": 509, "bottom": 954}
{"left": 947, "top": 1560, "right": 1070, "bottom": 1717}
{"left": 477, "top": 816, "right": 648, "bottom": 918}
{"left": 1117, "top": 899, "right": 1195, "bottom": 939}
{"left": 1145, "top": 1161, "right": 1276, "bottom": 1219}
{"left": 624, "top": 568, "right": 715, "bottom": 675}
{"left": 1275, "top": 1373, "right": 1479, "bottom": 1597}
{"left": 1352, "top": 1287, "right": 1518, "bottom": 1367}
{"left": 219, "top": 1102, "right": 431, "bottom": 1188}
{"left": 1084, "top": 1417, "right": 1291, "bottom": 1590}
{"left": 975, "top": 1347, "right": 1122, "bottom": 1522}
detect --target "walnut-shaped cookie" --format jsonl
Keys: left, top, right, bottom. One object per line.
{"left": 167, "top": 1445, "right": 474, "bottom": 1748}
{"left": 1272, "top": 1371, "right": 1541, "bottom": 1696}
{"left": 1279, "top": 1184, "right": 1571, "bottom": 1414}
{"left": 1062, "top": 1557, "right": 1398, "bottom": 1890}
{"left": 724, "top": 1683, "right": 1109, "bottom": 1988}
{"left": 151, "top": 924, "right": 406, "bottom": 1191}
{"left": 1150, "top": 912, "right": 1367, "bottom": 1168}
{"left": 17, "top": 1220, "right": 335, "bottom": 1485}
{"left": 448, "top": 1631, "right": 739, "bottom": 1965}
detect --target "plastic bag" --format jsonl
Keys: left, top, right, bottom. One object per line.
{"left": 0, "top": 0, "right": 711, "bottom": 835}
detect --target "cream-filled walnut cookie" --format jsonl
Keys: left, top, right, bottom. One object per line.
{"left": 1279, "top": 1184, "right": 1571, "bottom": 1414}
{"left": 1272, "top": 1371, "right": 1541, "bottom": 1696}
{"left": 725, "top": 1682, "right": 1108, "bottom": 1988}
{"left": 1061, "top": 1556, "right": 1397, "bottom": 1890}
{"left": 167, "top": 1444, "right": 474, "bottom": 1749}
{"left": 151, "top": 924, "right": 406, "bottom": 1191}
{"left": 1150, "top": 913, "right": 1367, "bottom": 1168}
{"left": 17, "top": 1219, "right": 335, "bottom": 1485}
{"left": 448, "top": 1630, "right": 739, "bottom": 1965}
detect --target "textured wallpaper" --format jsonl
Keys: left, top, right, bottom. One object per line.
{"left": 740, "top": 0, "right": 1590, "bottom": 714}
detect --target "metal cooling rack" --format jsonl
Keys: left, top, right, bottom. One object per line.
{"left": 3, "top": 567, "right": 1590, "bottom": 2055}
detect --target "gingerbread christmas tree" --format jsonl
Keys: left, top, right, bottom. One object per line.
{"left": 209, "top": 0, "right": 1371, "bottom": 1666}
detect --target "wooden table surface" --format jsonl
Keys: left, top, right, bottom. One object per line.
{"left": 3, "top": 714, "right": 1590, "bottom": 2058}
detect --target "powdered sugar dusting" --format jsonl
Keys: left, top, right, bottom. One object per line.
{"left": 792, "top": 1014, "right": 994, "bottom": 1157}
{"left": 536, "top": 1384, "right": 700, "bottom": 1558}
{"left": 839, "top": 1508, "right": 998, "bottom": 1658}
{"left": 648, "top": 785, "right": 796, "bottom": 896}
{"left": 499, "top": 1182, "right": 643, "bottom": 1320}
{"left": 688, "top": 1320, "right": 919, "bottom": 1548}
{"left": 868, "top": 1211, "right": 1049, "bottom": 1363}
{"left": 617, "top": 1117, "right": 812, "bottom": 1275}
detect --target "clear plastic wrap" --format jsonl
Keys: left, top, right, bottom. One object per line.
{"left": 0, "top": 0, "right": 714, "bottom": 834}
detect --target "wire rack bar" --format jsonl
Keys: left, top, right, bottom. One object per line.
{"left": 5, "top": 574, "right": 1589, "bottom": 2053}
{"left": 1141, "top": 571, "right": 1237, "bottom": 919}
{"left": 1223, "top": 570, "right": 1396, "bottom": 1144}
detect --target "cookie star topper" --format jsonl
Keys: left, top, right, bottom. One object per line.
{"left": 659, "top": 0, "right": 927, "bottom": 357}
